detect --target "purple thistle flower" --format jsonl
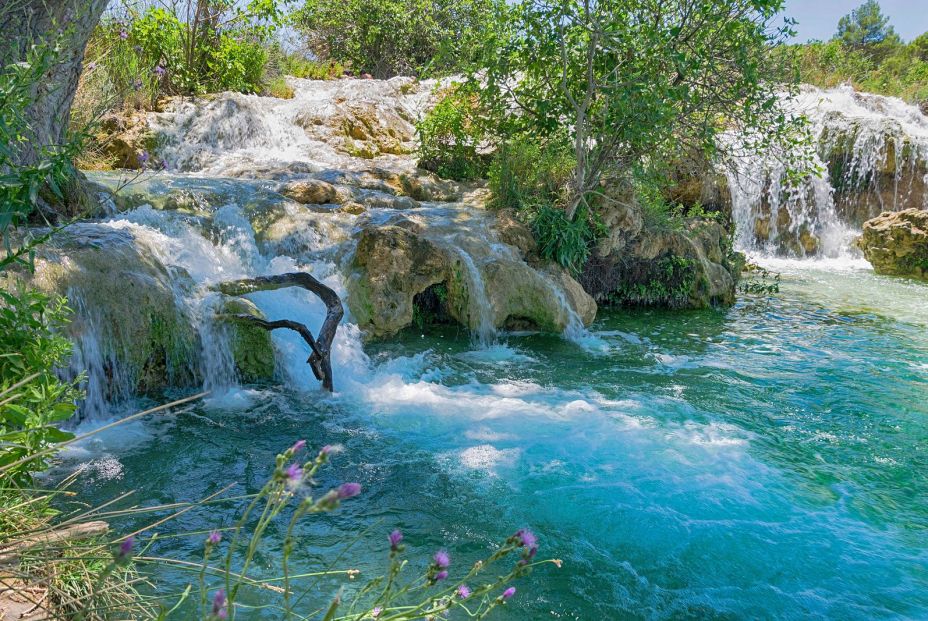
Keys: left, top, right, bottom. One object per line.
{"left": 212, "top": 589, "right": 227, "bottom": 618}
{"left": 457, "top": 584, "right": 471, "bottom": 599}
{"left": 117, "top": 536, "right": 134, "bottom": 559}
{"left": 515, "top": 529, "right": 537, "bottom": 550}
{"left": 132, "top": 78, "right": 143, "bottom": 91}
{"left": 433, "top": 550, "right": 450, "bottom": 569}
{"left": 388, "top": 529, "right": 403, "bottom": 550}
{"left": 371, "top": 608, "right": 382, "bottom": 618}
{"left": 138, "top": 150, "right": 149, "bottom": 166}
{"left": 434, "top": 570, "right": 448, "bottom": 581}
{"left": 320, "top": 444, "right": 334, "bottom": 455}
{"left": 153, "top": 65, "right": 165, "bottom": 77}
{"left": 119, "top": 30, "right": 128, "bottom": 40}
{"left": 207, "top": 530, "right": 222, "bottom": 545}
{"left": 502, "top": 587, "right": 516, "bottom": 600}
{"left": 337, "top": 482, "right": 361, "bottom": 499}
{"left": 291, "top": 439, "right": 306, "bottom": 453}
{"left": 86, "top": 61, "right": 97, "bottom": 71}
{"left": 285, "top": 463, "right": 302, "bottom": 484}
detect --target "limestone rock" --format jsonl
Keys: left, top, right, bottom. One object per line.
{"left": 279, "top": 179, "right": 338, "bottom": 204}
{"left": 857, "top": 209, "right": 928, "bottom": 279}
{"left": 346, "top": 223, "right": 448, "bottom": 337}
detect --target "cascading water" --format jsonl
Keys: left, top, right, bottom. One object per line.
{"left": 724, "top": 84, "right": 928, "bottom": 258}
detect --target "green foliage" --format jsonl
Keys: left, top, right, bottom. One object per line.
{"left": 790, "top": 3, "right": 928, "bottom": 103}
{"left": 531, "top": 205, "right": 596, "bottom": 275}
{"left": 836, "top": 0, "right": 900, "bottom": 52}
{"left": 267, "top": 45, "right": 345, "bottom": 80}
{"left": 417, "top": 87, "right": 490, "bottom": 181}
{"left": 607, "top": 256, "right": 699, "bottom": 308}
{"left": 488, "top": 137, "right": 575, "bottom": 211}
{"left": 0, "top": 286, "right": 81, "bottom": 481}
{"left": 739, "top": 265, "right": 781, "bottom": 294}
{"left": 293, "top": 0, "right": 503, "bottom": 78}
{"left": 476, "top": 0, "right": 799, "bottom": 221}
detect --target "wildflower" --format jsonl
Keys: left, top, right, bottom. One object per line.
{"left": 212, "top": 589, "right": 227, "bottom": 619}
{"left": 388, "top": 529, "right": 403, "bottom": 551}
{"left": 502, "top": 587, "right": 516, "bottom": 600}
{"left": 86, "top": 61, "right": 97, "bottom": 71}
{"left": 207, "top": 530, "right": 222, "bottom": 545}
{"left": 119, "top": 29, "right": 128, "bottom": 40}
{"left": 371, "top": 608, "right": 382, "bottom": 618}
{"left": 133, "top": 45, "right": 142, "bottom": 53}
{"left": 154, "top": 65, "right": 165, "bottom": 77}
{"left": 138, "top": 150, "right": 149, "bottom": 167}
{"left": 115, "top": 536, "right": 134, "bottom": 562}
{"left": 291, "top": 439, "right": 306, "bottom": 453}
{"left": 515, "top": 529, "right": 537, "bottom": 551}
{"left": 434, "top": 570, "right": 448, "bottom": 581}
{"left": 457, "top": 584, "right": 471, "bottom": 599}
{"left": 433, "top": 550, "right": 450, "bottom": 569}
{"left": 337, "top": 482, "right": 361, "bottom": 499}
{"left": 285, "top": 463, "right": 303, "bottom": 484}
{"left": 132, "top": 78, "right": 143, "bottom": 91}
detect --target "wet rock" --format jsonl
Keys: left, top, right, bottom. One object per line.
{"left": 279, "top": 179, "right": 339, "bottom": 204}
{"left": 96, "top": 110, "right": 158, "bottom": 169}
{"left": 345, "top": 217, "right": 596, "bottom": 339}
{"left": 495, "top": 209, "right": 536, "bottom": 258}
{"left": 220, "top": 298, "right": 276, "bottom": 382}
{"left": 582, "top": 205, "right": 738, "bottom": 309}
{"left": 857, "top": 209, "right": 928, "bottom": 280}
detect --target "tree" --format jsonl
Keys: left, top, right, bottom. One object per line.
{"left": 293, "top": 0, "right": 502, "bottom": 78}
{"left": 1, "top": 0, "right": 106, "bottom": 176}
{"left": 835, "top": 1, "right": 900, "bottom": 50}
{"left": 478, "top": 0, "right": 801, "bottom": 221}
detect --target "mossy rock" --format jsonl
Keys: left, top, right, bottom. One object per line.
{"left": 220, "top": 298, "right": 276, "bottom": 382}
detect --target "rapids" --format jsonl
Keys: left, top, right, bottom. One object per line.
{"left": 53, "top": 78, "right": 928, "bottom": 619}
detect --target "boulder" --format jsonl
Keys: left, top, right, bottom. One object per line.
{"left": 345, "top": 217, "right": 596, "bottom": 339}
{"left": 857, "top": 209, "right": 928, "bottom": 279}
{"left": 279, "top": 179, "right": 339, "bottom": 204}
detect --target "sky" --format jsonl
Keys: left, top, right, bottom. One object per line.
{"left": 782, "top": 0, "right": 927, "bottom": 42}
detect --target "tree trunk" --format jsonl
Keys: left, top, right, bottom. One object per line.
{"left": 1, "top": 0, "right": 107, "bottom": 169}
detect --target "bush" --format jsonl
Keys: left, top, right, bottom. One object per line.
{"left": 488, "top": 136, "right": 574, "bottom": 211}
{"left": 0, "top": 286, "right": 81, "bottom": 481}
{"left": 293, "top": 0, "right": 502, "bottom": 78}
{"left": 417, "top": 87, "right": 491, "bottom": 181}
{"left": 531, "top": 205, "right": 594, "bottom": 275}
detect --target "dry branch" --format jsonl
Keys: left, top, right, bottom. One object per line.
{"left": 214, "top": 272, "right": 344, "bottom": 391}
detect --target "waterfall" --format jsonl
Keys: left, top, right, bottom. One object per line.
{"left": 724, "top": 84, "right": 928, "bottom": 258}
{"left": 51, "top": 76, "right": 593, "bottom": 419}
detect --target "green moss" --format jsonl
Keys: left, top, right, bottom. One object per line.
{"left": 220, "top": 298, "right": 276, "bottom": 383}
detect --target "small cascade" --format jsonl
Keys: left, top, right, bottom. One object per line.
{"left": 448, "top": 247, "right": 498, "bottom": 346}
{"left": 724, "top": 84, "right": 928, "bottom": 258}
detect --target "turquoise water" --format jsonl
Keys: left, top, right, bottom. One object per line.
{"left": 69, "top": 262, "right": 928, "bottom": 619}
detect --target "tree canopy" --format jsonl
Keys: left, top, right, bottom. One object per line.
{"left": 835, "top": 0, "right": 899, "bottom": 50}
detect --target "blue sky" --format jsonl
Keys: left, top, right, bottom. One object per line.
{"left": 782, "top": 0, "right": 927, "bottom": 42}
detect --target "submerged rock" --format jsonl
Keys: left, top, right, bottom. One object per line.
{"left": 857, "top": 209, "right": 928, "bottom": 280}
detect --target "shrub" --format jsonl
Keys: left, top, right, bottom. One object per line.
{"left": 488, "top": 136, "right": 574, "bottom": 211}
{"left": 417, "top": 87, "right": 491, "bottom": 181}
{"left": 531, "top": 205, "right": 595, "bottom": 275}
{"left": 0, "top": 286, "right": 81, "bottom": 481}
{"left": 263, "top": 75, "right": 295, "bottom": 99}
{"left": 293, "top": 0, "right": 503, "bottom": 78}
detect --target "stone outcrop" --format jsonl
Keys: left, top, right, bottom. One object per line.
{"left": 856, "top": 209, "right": 928, "bottom": 280}
{"left": 345, "top": 214, "right": 596, "bottom": 339}
{"left": 582, "top": 189, "right": 739, "bottom": 309}
{"left": 12, "top": 225, "right": 274, "bottom": 404}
